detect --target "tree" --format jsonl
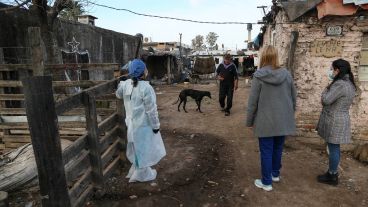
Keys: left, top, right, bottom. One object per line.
{"left": 206, "top": 32, "right": 219, "bottom": 50}
{"left": 59, "top": 1, "right": 85, "bottom": 21}
{"left": 191, "top": 35, "right": 204, "bottom": 50}
{"left": 1, "top": 0, "right": 93, "bottom": 65}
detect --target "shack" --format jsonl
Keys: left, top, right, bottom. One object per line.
{"left": 262, "top": 0, "right": 368, "bottom": 143}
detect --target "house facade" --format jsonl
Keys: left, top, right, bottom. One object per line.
{"left": 262, "top": 0, "right": 368, "bottom": 144}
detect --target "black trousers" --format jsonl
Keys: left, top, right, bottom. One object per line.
{"left": 219, "top": 83, "right": 234, "bottom": 111}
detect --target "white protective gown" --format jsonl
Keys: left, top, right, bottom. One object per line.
{"left": 116, "top": 79, "right": 166, "bottom": 182}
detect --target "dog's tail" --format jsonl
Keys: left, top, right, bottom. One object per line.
{"left": 172, "top": 97, "right": 180, "bottom": 105}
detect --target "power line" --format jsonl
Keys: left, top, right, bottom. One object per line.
{"left": 89, "top": 2, "right": 258, "bottom": 25}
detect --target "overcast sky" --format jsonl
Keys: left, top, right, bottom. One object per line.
{"left": 91, "top": 0, "right": 272, "bottom": 50}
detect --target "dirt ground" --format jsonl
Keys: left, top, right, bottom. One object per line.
{"left": 90, "top": 78, "right": 368, "bottom": 207}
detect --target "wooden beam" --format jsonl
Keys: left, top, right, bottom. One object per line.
{"left": 22, "top": 76, "right": 71, "bottom": 207}
{"left": 0, "top": 107, "right": 114, "bottom": 115}
{"left": 0, "top": 48, "right": 4, "bottom": 64}
{"left": 55, "top": 92, "right": 83, "bottom": 115}
{"left": 100, "top": 126, "right": 120, "bottom": 154}
{"left": 84, "top": 79, "right": 118, "bottom": 98}
{"left": 287, "top": 31, "right": 299, "bottom": 77}
{"left": 0, "top": 64, "right": 32, "bottom": 71}
{"left": 98, "top": 113, "right": 118, "bottom": 133}
{"left": 101, "top": 139, "right": 120, "bottom": 168}
{"left": 72, "top": 185, "right": 93, "bottom": 207}
{"left": 69, "top": 169, "right": 92, "bottom": 206}
{"left": 82, "top": 92, "right": 104, "bottom": 188}
{"left": 103, "top": 156, "right": 120, "bottom": 179}
{"left": 45, "top": 63, "right": 120, "bottom": 71}
{"left": 65, "top": 150, "right": 90, "bottom": 185}
{"left": 62, "top": 134, "right": 87, "bottom": 165}
{"left": 0, "top": 80, "right": 107, "bottom": 88}
{"left": 167, "top": 57, "right": 172, "bottom": 84}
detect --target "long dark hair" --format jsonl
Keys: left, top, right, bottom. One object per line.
{"left": 328, "top": 59, "right": 356, "bottom": 90}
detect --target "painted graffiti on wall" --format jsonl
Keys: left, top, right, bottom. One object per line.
{"left": 60, "top": 37, "right": 90, "bottom": 93}
{"left": 310, "top": 39, "right": 343, "bottom": 57}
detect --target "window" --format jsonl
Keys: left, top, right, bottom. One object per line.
{"left": 359, "top": 33, "right": 368, "bottom": 81}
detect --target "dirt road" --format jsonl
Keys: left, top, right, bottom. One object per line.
{"left": 94, "top": 78, "right": 368, "bottom": 207}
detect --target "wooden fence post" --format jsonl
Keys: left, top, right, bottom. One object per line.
{"left": 83, "top": 92, "right": 104, "bottom": 189}
{"left": 28, "top": 27, "right": 44, "bottom": 76}
{"left": 0, "top": 48, "right": 4, "bottom": 64}
{"left": 116, "top": 98, "right": 127, "bottom": 163}
{"left": 167, "top": 56, "right": 172, "bottom": 84}
{"left": 287, "top": 31, "right": 299, "bottom": 77}
{"left": 22, "top": 76, "right": 71, "bottom": 207}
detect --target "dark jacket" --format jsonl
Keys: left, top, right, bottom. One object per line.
{"left": 216, "top": 62, "right": 238, "bottom": 85}
{"left": 246, "top": 66, "right": 297, "bottom": 137}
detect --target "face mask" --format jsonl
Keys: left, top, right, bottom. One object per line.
{"left": 327, "top": 70, "right": 334, "bottom": 81}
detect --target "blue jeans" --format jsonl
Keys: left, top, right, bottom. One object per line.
{"left": 328, "top": 143, "right": 340, "bottom": 174}
{"left": 258, "top": 136, "right": 286, "bottom": 185}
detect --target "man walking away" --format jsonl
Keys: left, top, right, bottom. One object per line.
{"left": 216, "top": 54, "right": 239, "bottom": 116}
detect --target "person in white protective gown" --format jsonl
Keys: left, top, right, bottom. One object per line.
{"left": 115, "top": 59, "right": 166, "bottom": 183}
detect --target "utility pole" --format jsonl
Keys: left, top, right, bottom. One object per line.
{"left": 179, "top": 33, "right": 182, "bottom": 58}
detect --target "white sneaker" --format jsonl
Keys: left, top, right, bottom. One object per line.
{"left": 272, "top": 176, "right": 280, "bottom": 182}
{"left": 254, "top": 179, "right": 273, "bottom": 191}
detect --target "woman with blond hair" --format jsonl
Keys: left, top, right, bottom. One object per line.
{"left": 246, "top": 46, "right": 297, "bottom": 191}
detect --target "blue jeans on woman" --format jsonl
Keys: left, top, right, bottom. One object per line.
{"left": 328, "top": 143, "right": 340, "bottom": 174}
{"left": 258, "top": 136, "right": 286, "bottom": 185}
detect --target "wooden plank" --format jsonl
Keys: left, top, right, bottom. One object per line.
{"left": 2, "top": 135, "right": 80, "bottom": 143}
{"left": 62, "top": 134, "right": 87, "bottom": 165}
{"left": 0, "top": 94, "right": 24, "bottom": 100}
{"left": 0, "top": 48, "right": 4, "bottom": 64}
{"left": 98, "top": 113, "right": 118, "bottom": 133}
{"left": 69, "top": 169, "right": 92, "bottom": 205}
{"left": 287, "top": 31, "right": 299, "bottom": 77}
{"left": 101, "top": 139, "right": 120, "bottom": 168}
{"left": 0, "top": 144, "right": 5, "bottom": 150}
{"left": 72, "top": 185, "right": 93, "bottom": 207}
{"left": 0, "top": 64, "right": 32, "bottom": 71}
{"left": 65, "top": 150, "right": 90, "bottom": 184}
{"left": 103, "top": 156, "right": 120, "bottom": 179}
{"left": 0, "top": 80, "right": 106, "bottom": 88}
{"left": 83, "top": 93, "right": 104, "bottom": 188}
{"left": 45, "top": 63, "right": 120, "bottom": 71}
{"left": 0, "top": 107, "right": 114, "bottom": 115}
{"left": 0, "top": 122, "right": 86, "bottom": 129}
{"left": 22, "top": 76, "right": 71, "bottom": 207}
{"left": 84, "top": 79, "right": 118, "bottom": 98}
{"left": 100, "top": 126, "right": 120, "bottom": 154}
{"left": 2, "top": 135, "right": 30, "bottom": 143}
{"left": 0, "top": 63, "right": 119, "bottom": 72}
{"left": 4, "top": 142, "right": 27, "bottom": 149}
{"left": 55, "top": 92, "right": 83, "bottom": 115}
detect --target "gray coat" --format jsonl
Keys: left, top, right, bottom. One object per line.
{"left": 246, "top": 66, "right": 297, "bottom": 137}
{"left": 316, "top": 75, "right": 356, "bottom": 144}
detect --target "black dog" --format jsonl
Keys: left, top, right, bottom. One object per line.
{"left": 173, "top": 89, "right": 211, "bottom": 113}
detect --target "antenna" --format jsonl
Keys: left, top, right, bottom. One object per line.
{"left": 257, "top": 6, "right": 267, "bottom": 15}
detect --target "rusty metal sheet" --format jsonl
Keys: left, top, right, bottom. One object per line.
{"left": 317, "top": 0, "right": 367, "bottom": 19}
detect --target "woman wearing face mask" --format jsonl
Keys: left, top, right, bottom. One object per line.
{"left": 316, "top": 59, "right": 356, "bottom": 186}
{"left": 116, "top": 59, "right": 166, "bottom": 183}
